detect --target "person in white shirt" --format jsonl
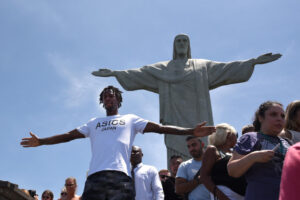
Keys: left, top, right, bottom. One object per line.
{"left": 20, "top": 85, "right": 215, "bottom": 200}
{"left": 130, "top": 145, "right": 164, "bottom": 200}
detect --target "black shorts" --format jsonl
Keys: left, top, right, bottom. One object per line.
{"left": 81, "top": 170, "right": 135, "bottom": 200}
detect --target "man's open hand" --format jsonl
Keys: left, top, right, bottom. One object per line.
{"left": 193, "top": 122, "right": 216, "bottom": 137}
{"left": 21, "top": 132, "right": 40, "bottom": 147}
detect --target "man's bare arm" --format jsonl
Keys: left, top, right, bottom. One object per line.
{"left": 175, "top": 177, "right": 200, "bottom": 195}
{"left": 200, "top": 146, "right": 230, "bottom": 200}
{"left": 143, "top": 122, "right": 215, "bottom": 137}
{"left": 20, "top": 129, "right": 85, "bottom": 147}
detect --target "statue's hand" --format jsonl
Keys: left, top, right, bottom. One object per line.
{"left": 91, "top": 68, "right": 114, "bottom": 77}
{"left": 254, "top": 53, "right": 282, "bottom": 65}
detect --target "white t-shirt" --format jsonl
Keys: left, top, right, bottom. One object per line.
{"left": 77, "top": 114, "right": 148, "bottom": 176}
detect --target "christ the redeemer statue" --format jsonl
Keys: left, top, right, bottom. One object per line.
{"left": 92, "top": 34, "right": 281, "bottom": 161}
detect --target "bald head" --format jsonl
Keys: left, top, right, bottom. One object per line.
{"left": 131, "top": 146, "right": 143, "bottom": 167}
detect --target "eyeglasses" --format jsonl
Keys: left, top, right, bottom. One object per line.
{"left": 61, "top": 192, "right": 67, "bottom": 196}
{"left": 42, "top": 196, "right": 51, "bottom": 199}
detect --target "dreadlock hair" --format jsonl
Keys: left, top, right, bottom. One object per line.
{"left": 252, "top": 101, "right": 283, "bottom": 132}
{"left": 99, "top": 85, "right": 123, "bottom": 108}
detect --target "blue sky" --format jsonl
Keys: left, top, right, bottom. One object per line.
{"left": 1, "top": 0, "right": 299, "bottom": 198}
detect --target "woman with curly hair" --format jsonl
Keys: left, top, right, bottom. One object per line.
{"left": 228, "top": 101, "right": 291, "bottom": 200}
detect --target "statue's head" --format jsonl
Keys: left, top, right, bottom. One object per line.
{"left": 173, "top": 34, "right": 191, "bottom": 60}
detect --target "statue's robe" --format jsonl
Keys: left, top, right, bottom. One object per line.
{"left": 113, "top": 58, "right": 254, "bottom": 160}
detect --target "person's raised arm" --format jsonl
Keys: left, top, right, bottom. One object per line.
{"left": 227, "top": 150, "right": 274, "bottom": 178}
{"left": 200, "top": 146, "right": 230, "bottom": 200}
{"left": 91, "top": 68, "right": 115, "bottom": 77}
{"left": 20, "top": 129, "right": 85, "bottom": 147}
{"left": 143, "top": 122, "right": 215, "bottom": 137}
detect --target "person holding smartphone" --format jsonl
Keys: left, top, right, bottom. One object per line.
{"left": 228, "top": 101, "right": 291, "bottom": 200}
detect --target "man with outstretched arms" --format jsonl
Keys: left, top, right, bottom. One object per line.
{"left": 21, "top": 85, "right": 215, "bottom": 200}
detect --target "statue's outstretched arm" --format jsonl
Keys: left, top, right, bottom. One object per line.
{"left": 252, "top": 53, "right": 282, "bottom": 65}
{"left": 92, "top": 68, "right": 115, "bottom": 77}
{"left": 91, "top": 66, "right": 159, "bottom": 93}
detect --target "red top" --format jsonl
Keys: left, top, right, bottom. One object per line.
{"left": 280, "top": 142, "right": 300, "bottom": 200}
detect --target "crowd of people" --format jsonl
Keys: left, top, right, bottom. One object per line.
{"left": 20, "top": 177, "right": 79, "bottom": 200}
{"left": 20, "top": 85, "right": 300, "bottom": 200}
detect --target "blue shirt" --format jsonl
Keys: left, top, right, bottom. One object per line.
{"left": 176, "top": 159, "right": 210, "bottom": 200}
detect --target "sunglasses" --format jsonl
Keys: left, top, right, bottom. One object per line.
{"left": 42, "top": 196, "right": 51, "bottom": 199}
{"left": 160, "top": 175, "right": 169, "bottom": 179}
{"left": 65, "top": 183, "right": 76, "bottom": 187}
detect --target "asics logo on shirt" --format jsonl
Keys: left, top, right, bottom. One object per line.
{"left": 95, "top": 119, "right": 126, "bottom": 130}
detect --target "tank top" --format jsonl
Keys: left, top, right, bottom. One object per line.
{"left": 211, "top": 151, "right": 247, "bottom": 196}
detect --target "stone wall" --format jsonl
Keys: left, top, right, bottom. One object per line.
{"left": 0, "top": 180, "right": 34, "bottom": 200}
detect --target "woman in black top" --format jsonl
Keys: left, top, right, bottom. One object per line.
{"left": 200, "top": 123, "right": 246, "bottom": 200}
